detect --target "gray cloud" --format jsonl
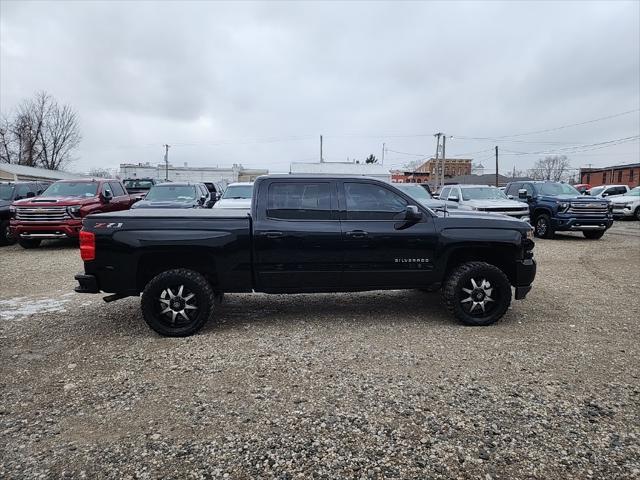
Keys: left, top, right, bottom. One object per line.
{"left": 1, "top": 0, "right": 638, "bottom": 174}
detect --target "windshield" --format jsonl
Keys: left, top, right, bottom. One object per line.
{"left": 461, "top": 187, "right": 508, "bottom": 201}
{"left": 0, "top": 184, "right": 15, "bottom": 201}
{"left": 589, "top": 186, "right": 605, "bottom": 196}
{"left": 42, "top": 182, "right": 98, "bottom": 197}
{"left": 222, "top": 185, "right": 253, "bottom": 199}
{"left": 395, "top": 184, "right": 432, "bottom": 200}
{"left": 145, "top": 185, "right": 197, "bottom": 202}
{"left": 536, "top": 183, "right": 579, "bottom": 196}
{"left": 124, "top": 180, "right": 154, "bottom": 189}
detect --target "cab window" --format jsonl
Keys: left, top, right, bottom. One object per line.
{"left": 344, "top": 182, "right": 408, "bottom": 220}
{"left": 267, "top": 182, "right": 331, "bottom": 220}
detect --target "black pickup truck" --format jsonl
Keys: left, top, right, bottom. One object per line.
{"left": 75, "top": 175, "right": 536, "bottom": 336}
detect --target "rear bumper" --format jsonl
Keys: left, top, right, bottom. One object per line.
{"left": 74, "top": 273, "right": 100, "bottom": 293}
{"left": 551, "top": 216, "right": 613, "bottom": 232}
{"left": 10, "top": 219, "right": 83, "bottom": 239}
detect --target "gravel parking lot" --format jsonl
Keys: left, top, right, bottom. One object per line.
{"left": 1, "top": 222, "right": 639, "bottom": 479}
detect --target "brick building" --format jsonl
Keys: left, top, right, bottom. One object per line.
{"left": 580, "top": 163, "right": 639, "bottom": 189}
{"left": 391, "top": 158, "right": 472, "bottom": 183}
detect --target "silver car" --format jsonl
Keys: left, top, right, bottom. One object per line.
{"left": 393, "top": 183, "right": 458, "bottom": 211}
{"left": 439, "top": 184, "right": 530, "bottom": 222}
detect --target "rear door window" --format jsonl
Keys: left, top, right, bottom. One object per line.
{"left": 267, "top": 182, "right": 332, "bottom": 220}
{"left": 344, "top": 182, "right": 408, "bottom": 220}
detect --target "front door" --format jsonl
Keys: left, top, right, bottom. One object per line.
{"left": 339, "top": 180, "right": 438, "bottom": 289}
{"left": 253, "top": 179, "right": 342, "bottom": 292}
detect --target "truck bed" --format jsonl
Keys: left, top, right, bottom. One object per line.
{"left": 82, "top": 209, "right": 253, "bottom": 295}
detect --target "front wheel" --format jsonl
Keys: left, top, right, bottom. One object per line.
{"left": 141, "top": 269, "right": 215, "bottom": 337}
{"left": 442, "top": 261, "right": 512, "bottom": 326}
{"left": 534, "top": 214, "right": 554, "bottom": 239}
{"left": 18, "top": 238, "right": 42, "bottom": 249}
{"left": 583, "top": 230, "right": 605, "bottom": 240}
{"left": 635, "top": 207, "right": 640, "bottom": 221}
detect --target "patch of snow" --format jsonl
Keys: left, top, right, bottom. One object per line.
{"left": 0, "top": 296, "right": 71, "bottom": 321}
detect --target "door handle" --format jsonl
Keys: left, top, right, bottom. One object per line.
{"left": 345, "top": 230, "right": 369, "bottom": 238}
{"left": 261, "top": 231, "right": 284, "bottom": 239}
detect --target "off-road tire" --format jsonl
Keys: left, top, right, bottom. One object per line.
{"left": 635, "top": 206, "right": 640, "bottom": 221}
{"left": 0, "top": 220, "right": 15, "bottom": 246}
{"left": 583, "top": 230, "right": 605, "bottom": 240}
{"left": 442, "top": 261, "right": 512, "bottom": 326}
{"left": 534, "top": 213, "right": 554, "bottom": 239}
{"left": 18, "top": 238, "right": 42, "bottom": 249}
{"left": 141, "top": 268, "right": 215, "bottom": 337}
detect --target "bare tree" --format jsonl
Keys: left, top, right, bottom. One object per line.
{"left": 0, "top": 91, "right": 81, "bottom": 170}
{"left": 365, "top": 154, "right": 378, "bottom": 164}
{"left": 528, "top": 155, "right": 571, "bottom": 182}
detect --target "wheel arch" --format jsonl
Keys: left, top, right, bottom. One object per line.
{"left": 136, "top": 251, "right": 218, "bottom": 291}
{"left": 441, "top": 245, "right": 519, "bottom": 285}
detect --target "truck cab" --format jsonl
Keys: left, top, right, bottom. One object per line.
{"left": 505, "top": 181, "right": 613, "bottom": 239}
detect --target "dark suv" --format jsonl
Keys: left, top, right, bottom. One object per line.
{"left": 504, "top": 181, "right": 612, "bottom": 239}
{"left": 0, "top": 181, "right": 50, "bottom": 245}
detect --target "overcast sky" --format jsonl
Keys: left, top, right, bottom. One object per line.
{"left": 1, "top": 0, "right": 639, "bottom": 175}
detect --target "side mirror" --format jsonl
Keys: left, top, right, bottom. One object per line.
{"left": 602, "top": 192, "right": 609, "bottom": 197}
{"left": 199, "top": 195, "right": 207, "bottom": 205}
{"left": 405, "top": 205, "right": 423, "bottom": 221}
{"left": 507, "top": 195, "right": 514, "bottom": 199}
{"left": 449, "top": 195, "right": 459, "bottom": 202}
{"left": 26, "top": 191, "right": 36, "bottom": 198}
{"left": 102, "top": 190, "right": 113, "bottom": 203}
{"left": 518, "top": 189, "right": 529, "bottom": 200}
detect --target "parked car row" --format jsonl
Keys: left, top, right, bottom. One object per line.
{"left": 1, "top": 178, "right": 254, "bottom": 248}
{"left": 429, "top": 181, "right": 618, "bottom": 240}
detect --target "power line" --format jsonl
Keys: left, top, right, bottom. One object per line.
{"left": 454, "top": 108, "right": 639, "bottom": 139}
{"left": 500, "top": 135, "right": 639, "bottom": 156}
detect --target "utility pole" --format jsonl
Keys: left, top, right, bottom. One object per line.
{"left": 433, "top": 133, "right": 442, "bottom": 189}
{"left": 495, "top": 145, "right": 499, "bottom": 187}
{"left": 163, "top": 144, "right": 170, "bottom": 181}
{"left": 441, "top": 135, "right": 447, "bottom": 190}
{"left": 320, "top": 135, "right": 324, "bottom": 163}
{"left": 381, "top": 142, "right": 385, "bottom": 166}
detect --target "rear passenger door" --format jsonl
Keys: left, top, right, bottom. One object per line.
{"left": 253, "top": 179, "right": 342, "bottom": 291}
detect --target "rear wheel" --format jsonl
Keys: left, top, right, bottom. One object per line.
{"left": 0, "top": 220, "right": 15, "bottom": 246}
{"left": 583, "top": 230, "right": 605, "bottom": 240}
{"left": 141, "top": 268, "right": 215, "bottom": 337}
{"left": 534, "top": 214, "right": 554, "bottom": 239}
{"left": 18, "top": 238, "right": 42, "bottom": 249}
{"left": 442, "top": 261, "right": 512, "bottom": 326}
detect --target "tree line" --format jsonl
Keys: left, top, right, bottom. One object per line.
{"left": 0, "top": 91, "right": 81, "bottom": 170}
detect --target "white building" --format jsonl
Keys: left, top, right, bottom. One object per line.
{"left": 0, "top": 163, "right": 86, "bottom": 182}
{"left": 289, "top": 161, "right": 391, "bottom": 182}
{"left": 119, "top": 162, "right": 268, "bottom": 189}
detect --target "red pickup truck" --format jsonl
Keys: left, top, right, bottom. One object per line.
{"left": 10, "top": 178, "right": 138, "bottom": 249}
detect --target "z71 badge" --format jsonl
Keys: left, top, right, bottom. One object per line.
{"left": 93, "top": 222, "right": 123, "bottom": 229}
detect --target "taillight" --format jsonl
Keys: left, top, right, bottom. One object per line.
{"left": 79, "top": 230, "right": 95, "bottom": 261}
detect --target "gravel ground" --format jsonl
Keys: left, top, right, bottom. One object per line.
{"left": 1, "top": 222, "right": 639, "bottom": 479}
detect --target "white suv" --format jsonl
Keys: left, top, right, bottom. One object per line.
{"left": 587, "top": 185, "right": 630, "bottom": 198}
{"left": 438, "top": 184, "right": 530, "bottom": 222}
{"left": 609, "top": 187, "right": 640, "bottom": 220}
